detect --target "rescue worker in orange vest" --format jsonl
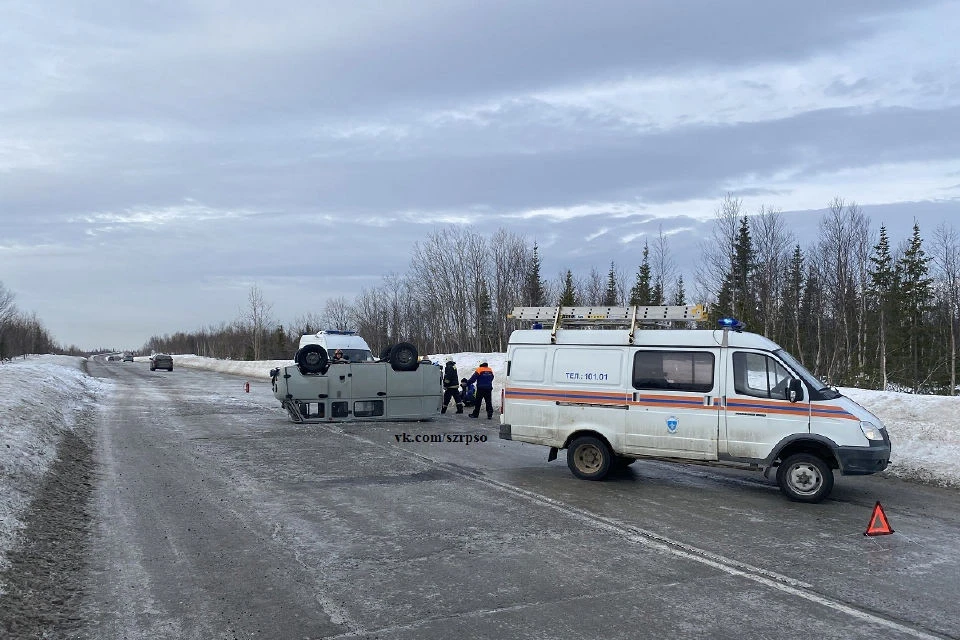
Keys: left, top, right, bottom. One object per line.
{"left": 467, "top": 361, "right": 495, "bottom": 419}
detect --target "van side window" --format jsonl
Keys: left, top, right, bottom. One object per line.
{"left": 632, "top": 351, "right": 714, "bottom": 392}
{"left": 732, "top": 352, "right": 791, "bottom": 400}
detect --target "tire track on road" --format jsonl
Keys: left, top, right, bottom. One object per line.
{"left": 324, "top": 423, "right": 951, "bottom": 640}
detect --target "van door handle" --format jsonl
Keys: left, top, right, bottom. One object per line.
{"left": 377, "top": 391, "right": 386, "bottom": 396}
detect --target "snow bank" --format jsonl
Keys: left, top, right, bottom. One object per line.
{"left": 0, "top": 355, "right": 105, "bottom": 573}
{"left": 843, "top": 387, "right": 960, "bottom": 488}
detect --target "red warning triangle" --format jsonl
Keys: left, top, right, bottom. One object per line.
{"left": 864, "top": 501, "right": 894, "bottom": 536}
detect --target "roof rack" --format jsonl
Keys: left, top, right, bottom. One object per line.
{"left": 508, "top": 305, "right": 709, "bottom": 344}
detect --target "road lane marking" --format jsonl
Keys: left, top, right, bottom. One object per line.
{"left": 320, "top": 423, "right": 947, "bottom": 640}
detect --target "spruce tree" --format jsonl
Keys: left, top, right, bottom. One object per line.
{"left": 897, "top": 221, "right": 934, "bottom": 390}
{"left": 603, "top": 262, "right": 619, "bottom": 306}
{"left": 731, "top": 216, "right": 757, "bottom": 328}
{"left": 782, "top": 245, "right": 805, "bottom": 358}
{"left": 477, "top": 280, "right": 495, "bottom": 350}
{"left": 558, "top": 270, "right": 577, "bottom": 306}
{"left": 673, "top": 275, "right": 686, "bottom": 306}
{"left": 524, "top": 243, "right": 547, "bottom": 306}
{"left": 799, "top": 264, "right": 823, "bottom": 369}
{"left": 868, "top": 226, "right": 896, "bottom": 389}
{"left": 652, "top": 277, "right": 664, "bottom": 307}
{"left": 629, "top": 243, "right": 653, "bottom": 306}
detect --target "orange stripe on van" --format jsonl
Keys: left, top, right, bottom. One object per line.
{"left": 506, "top": 387, "right": 858, "bottom": 420}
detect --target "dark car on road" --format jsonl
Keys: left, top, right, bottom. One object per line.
{"left": 150, "top": 353, "right": 174, "bottom": 371}
{"left": 123, "top": 353, "right": 134, "bottom": 362}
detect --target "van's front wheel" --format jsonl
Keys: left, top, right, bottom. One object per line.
{"left": 776, "top": 453, "right": 834, "bottom": 503}
{"left": 567, "top": 436, "right": 612, "bottom": 481}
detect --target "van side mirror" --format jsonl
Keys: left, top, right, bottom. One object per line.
{"left": 787, "top": 378, "right": 804, "bottom": 403}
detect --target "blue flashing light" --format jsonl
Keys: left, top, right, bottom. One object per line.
{"left": 718, "top": 317, "right": 745, "bottom": 332}
{"left": 532, "top": 322, "right": 544, "bottom": 329}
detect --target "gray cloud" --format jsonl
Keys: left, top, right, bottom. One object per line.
{"left": 1, "top": 0, "right": 957, "bottom": 348}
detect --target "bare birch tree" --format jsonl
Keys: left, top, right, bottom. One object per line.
{"left": 321, "top": 296, "right": 354, "bottom": 331}
{"left": 752, "top": 206, "right": 793, "bottom": 341}
{"left": 583, "top": 267, "right": 605, "bottom": 305}
{"left": 489, "top": 228, "right": 529, "bottom": 350}
{"left": 933, "top": 223, "right": 960, "bottom": 394}
{"left": 651, "top": 225, "right": 676, "bottom": 306}
{"left": 696, "top": 194, "right": 742, "bottom": 304}
{"left": 0, "top": 282, "right": 17, "bottom": 360}
{"left": 815, "top": 197, "right": 868, "bottom": 383}
{"left": 240, "top": 284, "right": 273, "bottom": 360}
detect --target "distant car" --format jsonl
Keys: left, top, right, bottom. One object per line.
{"left": 107, "top": 355, "right": 121, "bottom": 361}
{"left": 122, "top": 354, "right": 134, "bottom": 362}
{"left": 150, "top": 354, "right": 173, "bottom": 371}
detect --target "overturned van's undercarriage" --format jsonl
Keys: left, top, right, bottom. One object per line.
{"left": 270, "top": 342, "right": 442, "bottom": 423}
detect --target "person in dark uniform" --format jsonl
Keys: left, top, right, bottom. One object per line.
{"left": 459, "top": 378, "right": 476, "bottom": 407}
{"left": 467, "top": 361, "right": 495, "bottom": 419}
{"left": 441, "top": 358, "right": 464, "bottom": 414}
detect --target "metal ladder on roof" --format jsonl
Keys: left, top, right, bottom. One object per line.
{"left": 508, "top": 305, "right": 709, "bottom": 344}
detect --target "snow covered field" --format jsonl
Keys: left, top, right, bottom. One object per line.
{"left": 2, "top": 352, "right": 960, "bottom": 573}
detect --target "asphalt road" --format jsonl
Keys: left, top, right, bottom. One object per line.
{"left": 13, "top": 357, "right": 960, "bottom": 639}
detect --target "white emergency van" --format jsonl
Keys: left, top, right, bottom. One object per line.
{"left": 498, "top": 306, "right": 891, "bottom": 503}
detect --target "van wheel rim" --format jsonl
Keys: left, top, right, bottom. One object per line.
{"left": 574, "top": 444, "right": 603, "bottom": 473}
{"left": 788, "top": 462, "right": 822, "bottom": 495}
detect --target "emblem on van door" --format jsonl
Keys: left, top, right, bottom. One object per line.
{"left": 666, "top": 416, "right": 679, "bottom": 433}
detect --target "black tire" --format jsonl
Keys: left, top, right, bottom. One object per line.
{"left": 379, "top": 345, "right": 393, "bottom": 361}
{"left": 566, "top": 436, "right": 613, "bottom": 481}
{"left": 389, "top": 342, "right": 419, "bottom": 371}
{"left": 776, "top": 453, "right": 834, "bottom": 503}
{"left": 295, "top": 344, "right": 329, "bottom": 375}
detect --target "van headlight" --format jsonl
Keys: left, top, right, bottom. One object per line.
{"left": 860, "top": 421, "right": 885, "bottom": 441}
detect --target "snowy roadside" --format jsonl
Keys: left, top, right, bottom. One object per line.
{"left": 0, "top": 355, "right": 106, "bottom": 575}
{"left": 843, "top": 387, "right": 960, "bottom": 488}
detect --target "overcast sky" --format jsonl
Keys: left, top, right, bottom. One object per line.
{"left": 2, "top": 1, "right": 959, "bottom": 350}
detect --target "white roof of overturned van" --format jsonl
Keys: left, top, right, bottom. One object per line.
{"left": 508, "top": 328, "right": 781, "bottom": 351}
{"left": 298, "top": 330, "right": 371, "bottom": 351}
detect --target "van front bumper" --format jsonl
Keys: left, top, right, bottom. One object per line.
{"left": 499, "top": 424, "right": 512, "bottom": 440}
{"left": 837, "top": 442, "right": 891, "bottom": 475}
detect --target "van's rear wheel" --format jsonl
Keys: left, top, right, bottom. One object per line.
{"left": 567, "top": 436, "right": 612, "bottom": 481}
{"left": 389, "top": 342, "right": 419, "bottom": 371}
{"left": 295, "top": 344, "right": 329, "bottom": 375}
{"left": 776, "top": 453, "right": 834, "bottom": 503}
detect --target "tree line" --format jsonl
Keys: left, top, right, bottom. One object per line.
{"left": 0, "top": 282, "right": 59, "bottom": 361}
{"left": 698, "top": 196, "right": 958, "bottom": 394}
{"left": 142, "top": 197, "right": 960, "bottom": 395}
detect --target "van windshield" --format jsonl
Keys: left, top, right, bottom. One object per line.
{"left": 775, "top": 349, "right": 841, "bottom": 399}
{"left": 335, "top": 349, "right": 374, "bottom": 362}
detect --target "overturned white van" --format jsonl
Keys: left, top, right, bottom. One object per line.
{"left": 271, "top": 335, "right": 442, "bottom": 423}
{"left": 498, "top": 306, "right": 891, "bottom": 503}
